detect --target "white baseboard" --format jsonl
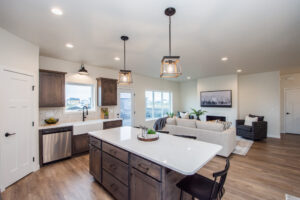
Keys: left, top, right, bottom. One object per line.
{"left": 267, "top": 135, "right": 281, "bottom": 139}
{"left": 33, "top": 163, "right": 40, "bottom": 172}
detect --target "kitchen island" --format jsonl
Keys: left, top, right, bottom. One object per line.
{"left": 89, "top": 127, "right": 222, "bottom": 200}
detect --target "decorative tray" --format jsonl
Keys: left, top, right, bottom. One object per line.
{"left": 137, "top": 133, "right": 159, "bottom": 142}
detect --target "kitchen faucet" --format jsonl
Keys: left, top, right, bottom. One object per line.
{"left": 82, "top": 106, "right": 88, "bottom": 121}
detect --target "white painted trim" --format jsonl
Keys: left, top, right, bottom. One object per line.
{"left": 118, "top": 88, "right": 135, "bottom": 126}
{"left": 283, "top": 87, "right": 300, "bottom": 134}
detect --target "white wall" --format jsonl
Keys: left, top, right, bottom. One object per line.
{"left": 280, "top": 73, "right": 300, "bottom": 132}
{"left": 179, "top": 80, "right": 198, "bottom": 111}
{"left": 197, "top": 75, "right": 239, "bottom": 126}
{"left": 239, "top": 71, "right": 281, "bottom": 138}
{"left": 39, "top": 56, "right": 181, "bottom": 128}
{"left": 0, "top": 27, "right": 39, "bottom": 189}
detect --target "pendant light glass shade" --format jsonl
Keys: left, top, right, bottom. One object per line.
{"left": 78, "top": 64, "right": 88, "bottom": 75}
{"left": 160, "top": 7, "right": 182, "bottom": 78}
{"left": 118, "top": 70, "right": 133, "bottom": 85}
{"left": 118, "top": 35, "right": 133, "bottom": 85}
{"left": 160, "top": 56, "right": 182, "bottom": 78}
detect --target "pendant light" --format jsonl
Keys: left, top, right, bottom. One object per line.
{"left": 160, "top": 7, "right": 182, "bottom": 78}
{"left": 78, "top": 64, "right": 88, "bottom": 75}
{"left": 118, "top": 35, "right": 133, "bottom": 85}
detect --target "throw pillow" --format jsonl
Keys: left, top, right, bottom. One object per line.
{"left": 180, "top": 112, "right": 189, "bottom": 119}
{"left": 196, "top": 121, "right": 224, "bottom": 132}
{"left": 249, "top": 114, "right": 264, "bottom": 121}
{"left": 245, "top": 115, "right": 258, "bottom": 126}
{"left": 216, "top": 121, "right": 232, "bottom": 130}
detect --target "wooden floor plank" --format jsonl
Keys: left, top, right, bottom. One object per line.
{"left": 2, "top": 133, "right": 300, "bottom": 200}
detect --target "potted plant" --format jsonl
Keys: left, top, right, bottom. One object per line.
{"left": 191, "top": 108, "right": 206, "bottom": 120}
{"left": 166, "top": 112, "right": 175, "bottom": 118}
{"left": 104, "top": 110, "right": 109, "bottom": 119}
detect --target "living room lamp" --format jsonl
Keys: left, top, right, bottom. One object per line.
{"left": 160, "top": 7, "right": 182, "bottom": 78}
{"left": 118, "top": 35, "right": 133, "bottom": 85}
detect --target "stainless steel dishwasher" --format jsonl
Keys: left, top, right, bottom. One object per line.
{"left": 41, "top": 126, "right": 72, "bottom": 164}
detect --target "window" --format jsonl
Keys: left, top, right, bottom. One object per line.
{"left": 145, "top": 91, "right": 172, "bottom": 120}
{"left": 65, "top": 83, "right": 95, "bottom": 111}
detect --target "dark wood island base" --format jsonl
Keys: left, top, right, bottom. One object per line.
{"left": 89, "top": 136, "right": 188, "bottom": 200}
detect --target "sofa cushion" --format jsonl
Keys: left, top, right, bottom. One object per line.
{"left": 176, "top": 118, "right": 196, "bottom": 128}
{"left": 196, "top": 121, "right": 224, "bottom": 132}
{"left": 249, "top": 114, "right": 264, "bottom": 121}
{"left": 237, "top": 125, "right": 253, "bottom": 132}
{"left": 166, "top": 117, "right": 176, "bottom": 125}
{"left": 245, "top": 115, "right": 258, "bottom": 126}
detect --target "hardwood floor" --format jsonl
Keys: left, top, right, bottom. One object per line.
{"left": 2, "top": 133, "right": 300, "bottom": 200}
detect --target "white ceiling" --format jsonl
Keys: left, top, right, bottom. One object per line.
{"left": 0, "top": 0, "right": 300, "bottom": 81}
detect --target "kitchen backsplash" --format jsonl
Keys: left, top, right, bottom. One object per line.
{"left": 39, "top": 106, "right": 117, "bottom": 125}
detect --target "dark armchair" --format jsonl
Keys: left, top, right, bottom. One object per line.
{"left": 236, "top": 115, "right": 267, "bottom": 140}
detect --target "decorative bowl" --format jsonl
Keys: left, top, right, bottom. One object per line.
{"left": 44, "top": 118, "right": 59, "bottom": 124}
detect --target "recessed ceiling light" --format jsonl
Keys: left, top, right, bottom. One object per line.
{"left": 187, "top": 76, "right": 191, "bottom": 80}
{"left": 221, "top": 57, "right": 228, "bottom": 61}
{"left": 114, "top": 57, "right": 120, "bottom": 61}
{"left": 237, "top": 69, "right": 242, "bottom": 73}
{"left": 65, "top": 43, "right": 74, "bottom": 48}
{"left": 51, "top": 8, "right": 63, "bottom": 16}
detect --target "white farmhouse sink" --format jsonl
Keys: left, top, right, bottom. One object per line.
{"left": 73, "top": 120, "right": 103, "bottom": 135}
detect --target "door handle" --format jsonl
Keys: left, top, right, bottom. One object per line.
{"left": 286, "top": 112, "right": 291, "bottom": 115}
{"left": 5, "top": 132, "right": 16, "bottom": 137}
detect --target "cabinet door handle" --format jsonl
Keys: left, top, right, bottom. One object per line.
{"left": 109, "top": 149, "right": 117, "bottom": 155}
{"left": 109, "top": 164, "right": 117, "bottom": 170}
{"left": 138, "top": 163, "right": 150, "bottom": 173}
{"left": 110, "top": 183, "right": 118, "bottom": 191}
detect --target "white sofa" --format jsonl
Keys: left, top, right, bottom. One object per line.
{"left": 162, "top": 118, "right": 236, "bottom": 157}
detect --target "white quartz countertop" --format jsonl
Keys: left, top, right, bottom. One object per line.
{"left": 39, "top": 118, "right": 121, "bottom": 130}
{"left": 89, "top": 127, "right": 222, "bottom": 175}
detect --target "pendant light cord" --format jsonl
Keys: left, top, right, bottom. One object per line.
{"left": 169, "top": 16, "right": 171, "bottom": 56}
{"left": 124, "top": 40, "right": 126, "bottom": 70}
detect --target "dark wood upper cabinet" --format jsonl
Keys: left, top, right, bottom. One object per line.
{"left": 97, "top": 78, "right": 117, "bottom": 106}
{"left": 39, "top": 69, "right": 66, "bottom": 107}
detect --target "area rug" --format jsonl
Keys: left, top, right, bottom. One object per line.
{"left": 286, "top": 194, "right": 300, "bottom": 200}
{"left": 233, "top": 136, "right": 253, "bottom": 156}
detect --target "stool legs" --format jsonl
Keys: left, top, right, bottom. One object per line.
{"left": 180, "top": 190, "right": 183, "bottom": 200}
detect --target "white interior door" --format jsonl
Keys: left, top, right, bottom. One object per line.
{"left": 285, "top": 88, "right": 300, "bottom": 134}
{"left": 118, "top": 89, "right": 134, "bottom": 126}
{"left": 0, "top": 67, "right": 34, "bottom": 189}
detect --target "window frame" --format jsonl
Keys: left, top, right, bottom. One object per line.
{"left": 145, "top": 90, "right": 173, "bottom": 121}
{"left": 65, "top": 82, "right": 96, "bottom": 113}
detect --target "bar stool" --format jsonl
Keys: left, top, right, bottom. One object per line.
{"left": 176, "top": 158, "right": 230, "bottom": 200}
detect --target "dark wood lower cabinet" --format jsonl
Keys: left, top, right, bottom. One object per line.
{"left": 130, "top": 168, "right": 161, "bottom": 200}
{"left": 73, "top": 134, "right": 89, "bottom": 155}
{"left": 103, "top": 170, "right": 129, "bottom": 200}
{"left": 89, "top": 137, "right": 184, "bottom": 200}
{"left": 89, "top": 144, "right": 101, "bottom": 183}
{"left": 103, "top": 120, "right": 123, "bottom": 129}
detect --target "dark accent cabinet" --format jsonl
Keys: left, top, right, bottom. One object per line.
{"left": 72, "top": 134, "right": 89, "bottom": 155}
{"left": 97, "top": 78, "right": 117, "bottom": 106}
{"left": 39, "top": 69, "right": 66, "bottom": 107}
{"left": 89, "top": 139, "right": 102, "bottom": 183}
